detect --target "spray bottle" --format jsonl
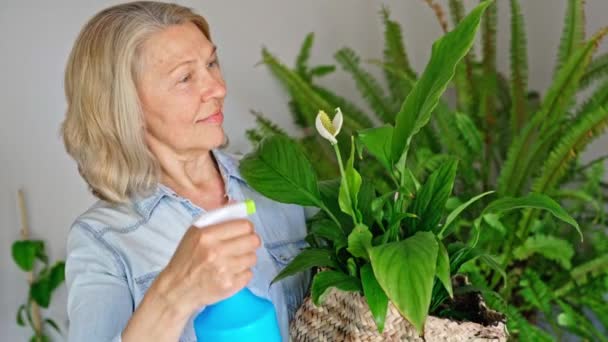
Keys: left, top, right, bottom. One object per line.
{"left": 191, "top": 200, "right": 281, "bottom": 342}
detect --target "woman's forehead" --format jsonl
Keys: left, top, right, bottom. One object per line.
{"left": 141, "top": 22, "right": 215, "bottom": 72}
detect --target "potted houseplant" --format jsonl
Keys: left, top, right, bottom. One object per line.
{"left": 240, "top": 1, "right": 581, "bottom": 340}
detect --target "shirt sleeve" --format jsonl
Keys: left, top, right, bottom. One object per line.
{"left": 65, "top": 223, "right": 133, "bottom": 342}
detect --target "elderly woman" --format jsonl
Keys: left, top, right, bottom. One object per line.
{"left": 62, "top": 2, "right": 309, "bottom": 341}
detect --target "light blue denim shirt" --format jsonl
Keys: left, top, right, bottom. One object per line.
{"left": 65, "top": 150, "right": 311, "bottom": 342}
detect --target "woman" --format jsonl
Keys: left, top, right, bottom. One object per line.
{"left": 62, "top": 2, "right": 309, "bottom": 341}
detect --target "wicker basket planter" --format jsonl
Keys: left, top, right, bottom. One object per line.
{"left": 290, "top": 287, "right": 508, "bottom": 342}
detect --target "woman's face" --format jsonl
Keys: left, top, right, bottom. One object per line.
{"left": 137, "top": 22, "right": 227, "bottom": 157}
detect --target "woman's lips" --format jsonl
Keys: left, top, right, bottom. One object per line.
{"left": 197, "top": 112, "right": 223, "bottom": 124}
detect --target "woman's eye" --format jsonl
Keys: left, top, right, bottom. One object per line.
{"left": 208, "top": 59, "right": 219, "bottom": 68}
{"left": 179, "top": 74, "right": 191, "bottom": 83}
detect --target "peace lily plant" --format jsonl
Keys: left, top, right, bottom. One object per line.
{"left": 240, "top": 0, "right": 580, "bottom": 334}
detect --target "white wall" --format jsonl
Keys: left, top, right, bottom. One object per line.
{"left": 1, "top": 1, "right": 607, "bottom": 340}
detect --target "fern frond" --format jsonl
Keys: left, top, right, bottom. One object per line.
{"left": 513, "top": 234, "right": 575, "bottom": 269}
{"left": 580, "top": 295, "right": 608, "bottom": 330}
{"left": 533, "top": 105, "right": 608, "bottom": 193}
{"left": 434, "top": 102, "right": 473, "bottom": 159}
{"left": 579, "top": 52, "right": 608, "bottom": 90}
{"left": 250, "top": 110, "right": 287, "bottom": 137}
{"left": 542, "top": 28, "right": 608, "bottom": 132}
{"left": 309, "top": 65, "right": 336, "bottom": 79}
{"left": 509, "top": 0, "right": 529, "bottom": 135}
{"left": 448, "top": 0, "right": 476, "bottom": 113}
{"left": 519, "top": 270, "right": 555, "bottom": 319}
{"left": 295, "top": 33, "right": 315, "bottom": 80}
{"left": 480, "top": 0, "right": 497, "bottom": 124}
{"left": 447, "top": 0, "right": 465, "bottom": 27}
{"left": 497, "top": 29, "right": 608, "bottom": 196}
{"left": 262, "top": 48, "right": 333, "bottom": 126}
{"left": 413, "top": 148, "right": 451, "bottom": 180}
{"left": 422, "top": 0, "right": 448, "bottom": 33}
{"left": 381, "top": 7, "right": 416, "bottom": 111}
{"left": 312, "top": 85, "right": 374, "bottom": 129}
{"left": 554, "top": 0, "right": 586, "bottom": 78}
{"left": 555, "top": 254, "right": 608, "bottom": 297}
{"left": 335, "top": 47, "right": 393, "bottom": 122}
{"left": 577, "top": 79, "right": 608, "bottom": 117}
{"left": 455, "top": 112, "right": 483, "bottom": 154}
{"left": 245, "top": 129, "right": 263, "bottom": 145}
{"left": 557, "top": 300, "right": 608, "bottom": 342}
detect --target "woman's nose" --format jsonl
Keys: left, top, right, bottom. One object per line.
{"left": 200, "top": 73, "right": 227, "bottom": 102}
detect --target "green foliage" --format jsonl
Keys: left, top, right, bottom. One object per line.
{"left": 12, "top": 239, "right": 64, "bottom": 340}
{"left": 252, "top": 0, "right": 608, "bottom": 339}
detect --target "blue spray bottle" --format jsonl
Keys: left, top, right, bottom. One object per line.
{"left": 191, "top": 200, "right": 281, "bottom": 342}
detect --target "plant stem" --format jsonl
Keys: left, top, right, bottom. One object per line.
{"left": 17, "top": 189, "right": 42, "bottom": 336}
{"left": 332, "top": 143, "right": 359, "bottom": 225}
{"left": 576, "top": 154, "right": 608, "bottom": 173}
{"left": 319, "top": 203, "right": 342, "bottom": 230}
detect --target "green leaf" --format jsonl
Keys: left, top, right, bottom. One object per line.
{"left": 580, "top": 53, "right": 608, "bottom": 90}
{"left": 347, "top": 224, "right": 372, "bottom": 260}
{"left": 30, "top": 261, "right": 65, "bottom": 308}
{"left": 311, "top": 270, "right": 361, "bottom": 306}
{"left": 407, "top": 159, "right": 458, "bottom": 234}
{"left": 369, "top": 231, "right": 438, "bottom": 334}
{"left": 358, "top": 180, "right": 375, "bottom": 227}
{"left": 318, "top": 179, "right": 352, "bottom": 230}
{"left": 448, "top": 243, "right": 505, "bottom": 284}
{"left": 361, "top": 263, "right": 389, "bottom": 333}
{"left": 338, "top": 138, "right": 362, "bottom": 222}
{"left": 240, "top": 135, "right": 322, "bottom": 207}
{"left": 16, "top": 304, "right": 26, "bottom": 326}
{"left": 519, "top": 270, "right": 554, "bottom": 319}
{"left": 309, "top": 65, "right": 336, "bottom": 78}
{"left": 309, "top": 219, "right": 347, "bottom": 250}
{"left": 45, "top": 318, "right": 61, "bottom": 334}
{"left": 514, "top": 234, "right": 574, "bottom": 269}
{"left": 454, "top": 112, "right": 483, "bottom": 154}
{"left": 435, "top": 239, "right": 453, "bottom": 298}
{"left": 12, "top": 240, "right": 45, "bottom": 272}
{"left": 482, "top": 193, "right": 581, "bottom": 239}
{"left": 391, "top": 0, "right": 490, "bottom": 164}
{"left": 357, "top": 125, "right": 394, "bottom": 172}
{"left": 439, "top": 191, "right": 495, "bottom": 238}
{"left": 557, "top": 300, "right": 608, "bottom": 342}
{"left": 272, "top": 248, "right": 339, "bottom": 284}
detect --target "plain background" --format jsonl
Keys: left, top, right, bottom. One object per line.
{"left": 1, "top": 0, "right": 607, "bottom": 340}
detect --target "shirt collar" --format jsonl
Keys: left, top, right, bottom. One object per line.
{"left": 132, "top": 149, "right": 246, "bottom": 220}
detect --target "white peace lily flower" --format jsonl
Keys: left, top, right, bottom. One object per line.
{"left": 315, "top": 108, "right": 343, "bottom": 145}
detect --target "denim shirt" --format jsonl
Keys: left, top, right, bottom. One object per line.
{"left": 65, "top": 150, "right": 311, "bottom": 342}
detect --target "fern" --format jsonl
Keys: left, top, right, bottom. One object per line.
{"left": 448, "top": 0, "right": 476, "bottom": 113}
{"left": 296, "top": 33, "right": 314, "bottom": 80}
{"left": 455, "top": 112, "right": 483, "bottom": 154}
{"left": 245, "top": 129, "right": 263, "bottom": 145}
{"left": 381, "top": 6, "right": 416, "bottom": 111}
{"left": 577, "top": 78, "right": 608, "bottom": 117}
{"left": 250, "top": 110, "right": 288, "bottom": 137}
{"left": 555, "top": 254, "right": 608, "bottom": 297}
{"left": 262, "top": 48, "right": 333, "bottom": 126}
{"left": 509, "top": 0, "right": 529, "bottom": 135}
{"left": 513, "top": 234, "right": 575, "bottom": 270}
{"left": 554, "top": 0, "right": 586, "bottom": 78}
{"left": 519, "top": 270, "right": 554, "bottom": 320}
{"left": 480, "top": 0, "right": 497, "bottom": 122}
{"left": 497, "top": 29, "right": 607, "bottom": 196}
{"left": 447, "top": 0, "right": 465, "bottom": 27}
{"left": 533, "top": 105, "right": 608, "bottom": 194}
{"left": 580, "top": 295, "right": 608, "bottom": 330}
{"left": 579, "top": 52, "right": 608, "bottom": 90}
{"left": 335, "top": 47, "right": 393, "bottom": 122}
{"left": 309, "top": 65, "right": 336, "bottom": 79}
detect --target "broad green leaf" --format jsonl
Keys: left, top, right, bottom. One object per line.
{"left": 358, "top": 125, "right": 394, "bottom": 171}
{"left": 240, "top": 135, "right": 322, "bottom": 207}
{"left": 311, "top": 270, "right": 361, "bottom": 306}
{"left": 12, "top": 240, "right": 45, "bottom": 272}
{"left": 272, "top": 248, "right": 339, "bottom": 283}
{"left": 439, "top": 191, "right": 495, "bottom": 238}
{"left": 514, "top": 234, "right": 574, "bottom": 269}
{"left": 358, "top": 180, "right": 376, "bottom": 227}
{"left": 347, "top": 224, "right": 373, "bottom": 260}
{"left": 338, "top": 138, "right": 362, "bottom": 223}
{"left": 407, "top": 159, "right": 458, "bottom": 234}
{"left": 482, "top": 213, "right": 507, "bottom": 236}
{"left": 309, "top": 219, "right": 347, "bottom": 250}
{"left": 482, "top": 193, "right": 581, "bottom": 239}
{"left": 391, "top": 0, "right": 491, "bottom": 163}
{"left": 318, "top": 179, "right": 352, "bottom": 230}
{"left": 436, "top": 240, "right": 453, "bottom": 298}
{"left": 369, "top": 232, "right": 438, "bottom": 334}
{"left": 30, "top": 262, "right": 65, "bottom": 308}
{"left": 361, "top": 263, "right": 389, "bottom": 333}
{"left": 16, "top": 304, "right": 26, "bottom": 326}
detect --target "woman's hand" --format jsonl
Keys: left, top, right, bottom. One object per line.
{"left": 158, "top": 219, "right": 261, "bottom": 313}
{"left": 121, "top": 219, "right": 260, "bottom": 342}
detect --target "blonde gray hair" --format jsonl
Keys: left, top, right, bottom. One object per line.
{"left": 62, "top": 1, "right": 211, "bottom": 203}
